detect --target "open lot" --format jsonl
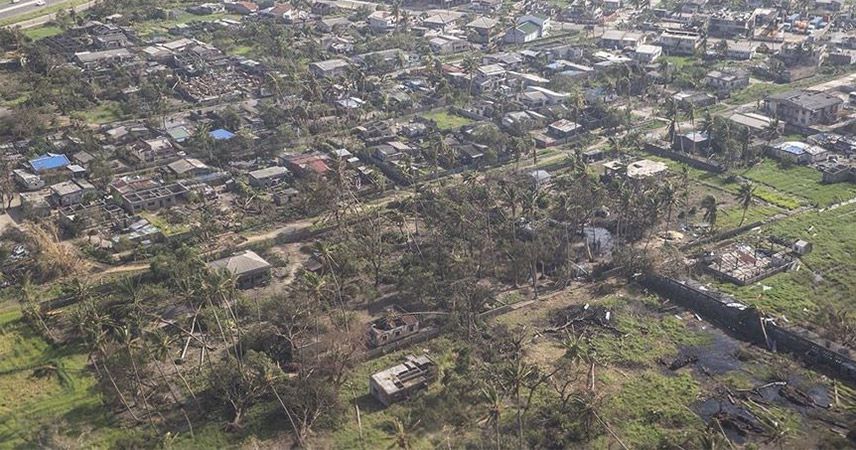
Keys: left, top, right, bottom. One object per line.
{"left": 741, "top": 160, "right": 856, "bottom": 208}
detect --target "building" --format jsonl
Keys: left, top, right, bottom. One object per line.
{"left": 634, "top": 44, "right": 662, "bottom": 63}
{"left": 708, "top": 10, "right": 757, "bottom": 38}
{"left": 74, "top": 48, "right": 134, "bottom": 70}
{"left": 248, "top": 166, "right": 290, "bottom": 188}
{"left": 429, "top": 35, "right": 471, "bottom": 54}
{"left": 309, "top": 58, "right": 351, "bottom": 78}
{"left": 659, "top": 30, "right": 701, "bottom": 56}
{"left": 49, "top": 179, "right": 96, "bottom": 207}
{"left": 368, "top": 307, "right": 420, "bottom": 347}
{"left": 466, "top": 17, "right": 498, "bottom": 44}
{"left": 705, "top": 69, "right": 749, "bottom": 95}
{"left": 13, "top": 169, "right": 44, "bottom": 191}
{"left": 167, "top": 158, "right": 211, "bottom": 178}
{"left": 208, "top": 250, "right": 272, "bottom": 289}
{"left": 225, "top": 1, "right": 259, "bottom": 14}
{"left": 547, "top": 119, "right": 582, "bottom": 139}
{"left": 600, "top": 30, "right": 646, "bottom": 50}
{"left": 367, "top": 10, "right": 396, "bottom": 32}
{"left": 764, "top": 90, "right": 843, "bottom": 127}
{"left": 676, "top": 131, "right": 711, "bottom": 154}
{"left": 725, "top": 41, "right": 758, "bottom": 60}
{"left": 110, "top": 176, "right": 189, "bottom": 214}
{"left": 603, "top": 159, "right": 668, "bottom": 181}
{"left": 130, "top": 137, "right": 177, "bottom": 164}
{"left": 505, "top": 15, "right": 550, "bottom": 44}
{"left": 29, "top": 153, "right": 71, "bottom": 174}
{"left": 768, "top": 141, "right": 828, "bottom": 164}
{"left": 369, "top": 354, "right": 437, "bottom": 406}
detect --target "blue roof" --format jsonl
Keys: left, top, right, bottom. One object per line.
{"left": 210, "top": 129, "right": 236, "bottom": 141}
{"left": 29, "top": 153, "right": 70, "bottom": 172}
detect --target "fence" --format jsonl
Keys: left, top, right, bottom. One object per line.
{"left": 643, "top": 142, "right": 726, "bottom": 173}
{"left": 642, "top": 274, "right": 856, "bottom": 385}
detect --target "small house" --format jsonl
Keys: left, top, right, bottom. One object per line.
{"left": 208, "top": 250, "right": 272, "bottom": 289}
{"left": 369, "top": 355, "right": 437, "bottom": 406}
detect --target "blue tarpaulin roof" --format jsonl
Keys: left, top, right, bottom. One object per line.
{"left": 29, "top": 153, "right": 70, "bottom": 172}
{"left": 210, "top": 129, "right": 236, "bottom": 140}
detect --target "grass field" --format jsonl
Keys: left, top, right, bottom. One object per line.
{"left": 0, "top": 304, "right": 122, "bottom": 447}
{"left": 75, "top": 101, "right": 124, "bottom": 125}
{"left": 717, "top": 204, "right": 782, "bottom": 229}
{"left": 741, "top": 160, "right": 856, "bottom": 207}
{"left": 422, "top": 110, "right": 473, "bottom": 130}
{"left": 23, "top": 25, "right": 63, "bottom": 40}
{"left": 717, "top": 202, "right": 856, "bottom": 323}
{"left": 132, "top": 12, "right": 239, "bottom": 36}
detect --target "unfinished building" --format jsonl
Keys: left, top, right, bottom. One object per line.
{"left": 704, "top": 242, "right": 794, "bottom": 286}
{"left": 369, "top": 354, "right": 437, "bottom": 406}
{"left": 368, "top": 307, "right": 420, "bottom": 347}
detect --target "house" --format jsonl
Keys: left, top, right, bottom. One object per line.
{"left": 659, "top": 30, "right": 701, "bottom": 55}
{"left": 603, "top": 159, "right": 668, "bottom": 181}
{"left": 49, "top": 179, "right": 96, "bottom": 207}
{"left": 708, "top": 10, "right": 757, "bottom": 38}
{"left": 167, "top": 158, "right": 211, "bottom": 178}
{"left": 368, "top": 307, "right": 420, "bottom": 347}
{"left": 547, "top": 119, "right": 582, "bottom": 139}
{"left": 210, "top": 129, "right": 236, "bottom": 141}
{"left": 502, "top": 110, "right": 546, "bottom": 131}
{"left": 368, "top": 10, "right": 396, "bottom": 32}
{"left": 676, "top": 131, "right": 711, "bottom": 154}
{"left": 263, "top": 3, "right": 309, "bottom": 23}
{"left": 309, "top": 58, "right": 351, "bottom": 78}
{"left": 600, "top": 30, "right": 646, "bottom": 50}
{"left": 705, "top": 69, "right": 749, "bottom": 95}
{"left": 225, "top": 1, "right": 259, "bottom": 15}
{"left": 13, "top": 169, "right": 44, "bottom": 191}
{"left": 129, "top": 137, "right": 177, "bottom": 164}
{"left": 504, "top": 21, "right": 541, "bottom": 44}
{"left": 422, "top": 12, "right": 463, "bottom": 31}
{"left": 429, "top": 35, "right": 471, "bottom": 54}
{"left": 29, "top": 153, "right": 71, "bottom": 175}
{"left": 472, "top": 0, "right": 502, "bottom": 12}
{"left": 369, "top": 355, "right": 437, "bottom": 406}
{"left": 505, "top": 15, "right": 550, "bottom": 43}
{"left": 472, "top": 64, "right": 507, "bottom": 93}
{"left": 282, "top": 153, "right": 331, "bottom": 176}
{"left": 725, "top": 41, "right": 758, "bottom": 60}
{"left": 764, "top": 90, "right": 843, "bottom": 127}
{"left": 769, "top": 141, "right": 828, "bottom": 164}
{"left": 673, "top": 91, "right": 716, "bottom": 108}
{"left": 74, "top": 48, "right": 134, "bottom": 70}
{"left": 208, "top": 250, "right": 272, "bottom": 289}
{"left": 634, "top": 44, "right": 662, "bottom": 63}
{"left": 110, "top": 176, "right": 189, "bottom": 213}
{"left": 248, "top": 166, "right": 290, "bottom": 188}
{"left": 466, "top": 17, "right": 498, "bottom": 44}
{"left": 530, "top": 169, "right": 552, "bottom": 188}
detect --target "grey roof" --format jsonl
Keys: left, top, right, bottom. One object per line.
{"left": 249, "top": 166, "right": 289, "bottom": 179}
{"left": 208, "top": 250, "right": 272, "bottom": 276}
{"left": 768, "top": 90, "right": 843, "bottom": 111}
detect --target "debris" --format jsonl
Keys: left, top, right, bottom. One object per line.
{"left": 778, "top": 384, "right": 816, "bottom": 408}
{"left": 667, "top": 353, "right": 698, "bottom": 371}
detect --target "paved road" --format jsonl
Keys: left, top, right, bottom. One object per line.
{"left": 0, "top": 0, "right": 55, "bottom": 21}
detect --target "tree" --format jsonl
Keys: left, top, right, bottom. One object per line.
{"left": 737, "top": 182, "right": 756, "bottom": 226}
{"left": 208, "top": 350, "right": 279, "bottom": 431}
{"left": 701, "top": 195, "right": 718, "bottom": 227}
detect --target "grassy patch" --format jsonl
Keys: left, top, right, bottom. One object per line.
{"left": 0, "top": 306, "right": 123, "bottom": 447}
{"left": 74, "top": 101, "right": 123, "bottom": 125}
{"left": 718, "top": 202, "right": 856, "bottom": 322}
{"left": 598, "top": 371, "right": 703, "bottom": 449}
{"left": 717, "top": 204, "right": 782, "bottom": 229}
{"left": 132, "top": 12, "right": 239, "bottom": 36}
{"left": 741, "top": 160, "right": 856, "bottom": 207}
{"left": 728, "top": 82, "right": 790, "bottom": 105}
{"left": 422, "top": 110, "right": 473, "bottom": 130}
{"left": 23, "top": 25, "right": 63, "bottom": 40}
{"left": 752, "top": 186, "right": 802, "bottom": 210}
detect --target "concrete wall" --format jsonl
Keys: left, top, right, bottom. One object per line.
{"left": 642, "top": 274, "right": 856, "bottom": 385}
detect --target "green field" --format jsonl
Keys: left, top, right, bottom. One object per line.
{"left": 0, "top": 305, "right": 122, "bottom": 447}
{"left": 717, "top": 204, "right": 782, "bottom": 229}
{"left": 422, "top": 110, "right": 473, "bottom": 130}
{"left": 741, "top": 160, "right": 856, "bottom": 207}
{"left": 23, "top": 25, "right": 63, "bottom": 41}
{"left": 718, "top": 202, "right": 856, "bottom": 322}
{"left": 132, "top": 12, "right": 239, "bottom": 36}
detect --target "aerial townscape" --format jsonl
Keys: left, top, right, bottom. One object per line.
{"left": 1, "top": 0, "right": 856, "bottom": 448}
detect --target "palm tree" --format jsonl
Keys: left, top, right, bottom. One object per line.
{"left": 659, "top": 181, "right": 678, "bottom": 226}
{"left": 462, "top": 54, "right": 480, "bottom": 95}
{"left": 737, "top": 182, "right": 756, "bottom": 226}
{"left": 479, "top": 385, "right": 504, "bottom": 450}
